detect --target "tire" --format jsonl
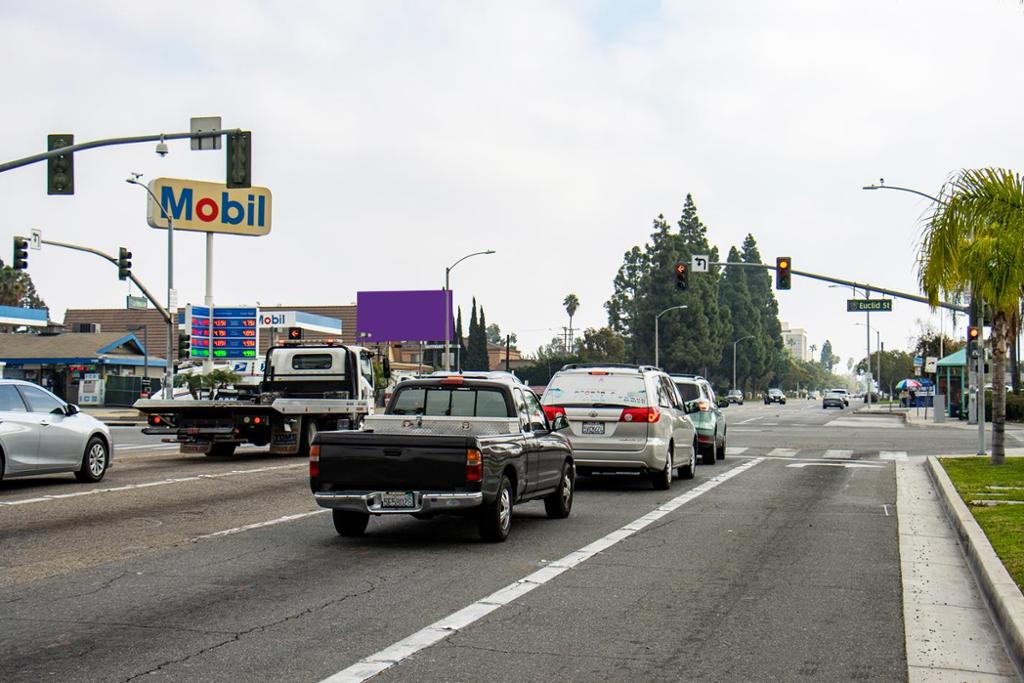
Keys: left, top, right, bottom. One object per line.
{"left": 651, "top": 447, "right": 673, "bottom": 490}
{"left": 299, "top": 417, "right": 319, "bottom": 457}
{"left": 332, "top": 510, "right": 369, "bottom": 536}
{"left": 75, "top": 436, "right": 109, "bottom": 482}
{"left": 544, "top": 461, "right": 575, "bottom": 519}
{"left": 701, "top": 439, "right": 717, "bottom": 466}
{"left": 479, "top": 475, "right": 513, "bottom": 542}
{"left": 718, "top": 435, "right": 726, "bottom": 460}
{"left": 206, "top": 443, "right": 237, "bottom": 457}
{"left": 677, "top": 442, "right": 696, "bottom": 480}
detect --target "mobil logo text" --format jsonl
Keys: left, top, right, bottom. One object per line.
{"left": 146, "top": 178, "right": 272, "bottom": 236}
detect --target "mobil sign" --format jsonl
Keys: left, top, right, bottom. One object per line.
{"left": 146, "top": 178, "right": 272, "bottom": 236}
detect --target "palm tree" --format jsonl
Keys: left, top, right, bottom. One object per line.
{"left": 919, "top": 168, "right": 1024, "bottom": 464}
{"left": 563, "top": 293, "right": 580, "bottom": 349}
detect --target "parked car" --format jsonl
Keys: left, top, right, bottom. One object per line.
{"left": 823, "top": 391, "right": 847, "bottom": 410}
{"left": 311, "top": 375, "right": 573, "bottom": 542}
{"left": 726, "top": 389, "right": 744, "bottom": 405}
{"left": 542, "top": 364, "right": 697, "bottom": 489}
{"left": 829, "top": 388, "right": 850, "bottom": 407}
{"left": 764, "top": 388, "right": 787, "bottom": 405}
{"left": 0, "top": 380, "right": 112, "bottom": 483}
{"left": 672, "top": 375, "right": 727, "bottom": 465}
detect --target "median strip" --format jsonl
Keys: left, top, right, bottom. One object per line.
{"left": 320, "top": 457, "right": 765, "bottom": 683}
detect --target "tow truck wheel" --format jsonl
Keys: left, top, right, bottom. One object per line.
{"left": 332, "top": 510, "right": 369, "bottom": 536}
{"left": 206, "top": 443, "right": 236, "bottom": 457}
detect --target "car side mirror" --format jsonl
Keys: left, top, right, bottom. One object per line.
{"left": 718, "top": 399, "right": 729, "bottom": 408}
{"left": 551, "top": 414, "right": 569, "bottom": 431}
{"left": 65, "top": 404, "right": 79, "bottom": 416}
{"left": 684, "top": 400, "right": 700, "bottom": 415}
{"left": 382, "top": 357, "right": 392, "bottom": 379}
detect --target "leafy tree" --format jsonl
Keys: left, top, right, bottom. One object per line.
{"left": 577, "top": 327, "right": 626, "bottom": 364}
{"left": 856, "top": 350, "right": 915, "bottom": 394}
{"left": 919, "top": 168, "right": 1024, "bottom": 463}
{"left": 606, "top": 245, "right": 649, "bottom": 354}
{"left": 912, "top": 322, "right": 965, "bottom": 360}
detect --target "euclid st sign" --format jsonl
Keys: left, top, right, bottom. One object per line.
{"left": 847, "top": 299, "right": 893, "bottom": 312}
{"left": 146, "top": 178, "right": 272, "bottom": 236}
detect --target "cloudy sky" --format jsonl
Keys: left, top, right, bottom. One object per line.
{"left": 2, "top": 1, "right": 1023, "bottom": 370}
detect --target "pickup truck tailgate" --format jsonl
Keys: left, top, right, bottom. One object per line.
{"left": 315, "top": 432, "right": 474, "bottom": 491}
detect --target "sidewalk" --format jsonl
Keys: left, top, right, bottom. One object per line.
{"left": 857, "top": 403, "right": 1024, "bottom": 434}
{"left": 80, "top": 406, "right": 145, "bottom": 425}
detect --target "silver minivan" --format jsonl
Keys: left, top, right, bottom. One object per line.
{"left": 541, "top": 365, "right": 697, "bottom": 489}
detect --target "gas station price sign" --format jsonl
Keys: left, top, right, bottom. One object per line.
{"left": 187, "top": 306, "right": 260, "bottom": 360}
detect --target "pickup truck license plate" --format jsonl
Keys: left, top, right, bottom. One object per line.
{"left": 582, "top": 422, "right": 605, "bottom": 435}
{"left": 381, "top": 492, "right": 415, "bottom": 508}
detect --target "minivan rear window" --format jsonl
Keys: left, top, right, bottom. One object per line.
{"left": 542, "top": 374, "right": 648, "bottom": 407}
{"left": 390, "top": 387, "right": 510, "bottom": 418}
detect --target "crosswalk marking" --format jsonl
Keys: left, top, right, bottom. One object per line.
{"left": 879, "top": 451, "right": 909, "bottom": 461}
{"left": 823, "top": 449, "right": 853, "bottom": 459}
{"left": 767, "top": 448, "right": 798, "bottom": 458}
{"left": 727, "top": 446, "right": 749, "bottom": 455}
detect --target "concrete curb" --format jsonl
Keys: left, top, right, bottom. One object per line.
{"left": 926, "top": 456, "right": 1024, "bottom": 675}
{"left": 853, "top": 407, "right": 910, "bottom": 425}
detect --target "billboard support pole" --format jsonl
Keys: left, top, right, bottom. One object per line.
{"left": 204, "top": 232, "right": 214, "bottom": 373}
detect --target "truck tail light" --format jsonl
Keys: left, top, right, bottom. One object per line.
{"left": 543, "top": 405, "right": 565, "bottom": 421}
{"left": 466, "top": 448, "right": 482, "bottom": 482}
{"left": 309, "top": 444, "right": 320, "bottom": 478}
{"left": 620, "top": 407, "right": 660, "bottom": 423}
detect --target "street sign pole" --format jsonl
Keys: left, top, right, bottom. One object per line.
{"left": 204, "top": 232, "right": 214, "bottom": 373}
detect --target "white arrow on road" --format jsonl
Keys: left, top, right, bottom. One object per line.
{"left": 787, "top": 462, "right": 884, "bottom": 469}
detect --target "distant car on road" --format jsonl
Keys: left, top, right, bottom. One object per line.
{"left": 726, "top": 389, "right": 744, "bottom": 405}
{"left": 542, "top": 364, "right": 697, "bottom": 488}
{"left": 672, "top": 375, "right": 727, "bottom": 465}
{"left": 823, "top": 391, "right": 847, "bottom": 410}
{"left": 764, "top": 388, "right": 787, "bottom": 405}
{"left": 828, "top": 388, "right": 850, "bottom": 407}
{"left": 0, "top": 380, "right": 112, "bottom": 483}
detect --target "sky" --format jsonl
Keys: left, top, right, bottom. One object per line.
{"left": 2, "top": 0, "right": 1023, "bottom": 371}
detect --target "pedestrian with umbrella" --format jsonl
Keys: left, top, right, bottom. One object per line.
{"left": 895, "top": 379, "right": 922, "bottom": 407}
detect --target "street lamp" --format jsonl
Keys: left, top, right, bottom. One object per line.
{"left": 444, "top": 250, "right": 495, "bottom": 371}
{"left": 732, "top": 335, "right": 754, "bottom": 391}
{"left": 126, "top": 174, "right": 175, "bottom": 398}
{"left": 654, "top": 305, "right": 687, "bottom": 368}
{"left": 861, "top": 180, "right": 944, "bottom": 205}
{"left": 855, "top": 322, "right": 881, "bottom": 403}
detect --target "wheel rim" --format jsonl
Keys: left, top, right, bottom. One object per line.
{"left": 561, "top": 471, "right": 573, "bottom": 508}
{"left": 498, "top": 487, "right": 511, "bottom": 531}
{"left": 88, "top": 442, "right": 106, "bottom": 477}
{"left": 307, "top": 420, "right": 318, "bottom": 444}
{"left": 666, "top": 451, "right": 673, "bottom": 483}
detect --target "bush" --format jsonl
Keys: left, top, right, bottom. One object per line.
{"left": 983, "top": 391, "right": 1024, "bottom": 422}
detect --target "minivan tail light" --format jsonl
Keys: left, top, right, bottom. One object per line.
{"left": 620, "top": 407, "right": 660, "bottom": 423}
{"left": 309, "top": 444, "right": 320, "bottom": 478}
{"left": 466, "top": 448, "right": 483, "bottom": 482}
{"left": 543, "top": 405, "right": 566, "bottom": 421}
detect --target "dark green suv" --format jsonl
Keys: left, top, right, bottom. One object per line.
{"left": 671, "top": 375, "right": 727, "bottom": 465}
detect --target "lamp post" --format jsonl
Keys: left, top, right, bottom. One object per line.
{"left": 654, "top": 305, "right": 687, "bottom": 368}
{"left": 732, "top": 335, "right": 754, "bottom": 391}
{"left": 127, "top": 324, "right": 149, "bottom": 396}
{"left": 126, "top": 175, "right": 175, "bottom": 398}
{"left": 443, "top": 250, "right": 495, "bottom": 372}
{"left": 855, "top": 323, "right": 881, "bottom": 403}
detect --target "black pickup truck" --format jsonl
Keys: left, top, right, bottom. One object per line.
{"left": 310, "top": 375, "right": 575, "bottom": 542}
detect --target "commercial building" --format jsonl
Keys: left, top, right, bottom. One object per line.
{"left": 781, "top": 321, "right": 810, "bottom": 362}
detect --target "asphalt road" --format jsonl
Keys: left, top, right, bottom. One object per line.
{"left": 0, "top": 402, "right": 1015, "bottom": 681}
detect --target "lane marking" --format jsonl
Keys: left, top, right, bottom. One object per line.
{"left": 767, "top": 448, "right": 798, "bottom": 458}
{"left": 787, "top": 462, "right": 884, "bottom": 469}
{"left": 321, "top": 458, "right": 766, "bottom": 683}
{"left": 823, "top": 449, "right": 854, "bottom": 459}
{"left": 727, "top": 446, "right": 749, "bottom": 455}
{"left": 113, "top": 444, "right": 179, "bottom": 452}
{"left": 882, "top": 504, "right": 891, "bottom": 517}
{"left": 879, "top": 451, "right": 909, "bottom": 461}
{"left": 192, "top": 510, "right": 328, "bottom": 541}
{"left": 737, "top": 416, "right": 763, "bottom": 425}
{"left": 826, "top": 418, "right": 904, "bottom": 429}
{"left": 0, "top": 464, "right": 305, "bottom": 506}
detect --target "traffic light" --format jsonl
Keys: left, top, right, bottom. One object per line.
{"left": 117, "top": 247, "right": 132, "bottom": 281}
{"left": 47, "top": 133, "right": 74, "bottom": 195}
{"left": 177, "top": 332, "right": 191, "bottom": 359}
{"left": 775, "top": 257, "right": 791, "bottom": 290}
{"left": 674, "top": 262, "right": 688, "bottom": 291}
{"left": 226, "top": 131, "right": 252, "bottom": 188}
{"left": 12, "top": 236, "right": 28, "bottom": 271}
{"left": 287, "top": 327, "right": 303, "bottom": 341}
{"left": 967, "top": 325, "right": 980, "bottom": 357}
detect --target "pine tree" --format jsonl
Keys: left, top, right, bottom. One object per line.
{"left": 455, "top": 307, "right": 466, "bottom": 370}
{"left": 718, "top": 246, "right": 758, "bottom": 390}
{"left": 740, "top": 234, "right": 784, "bottom": 387}
{"left": 478, "top": 307, "right": 489, "bottom": 370}
{"left": 466, "top": 299, "right": 489, "bottom": 370}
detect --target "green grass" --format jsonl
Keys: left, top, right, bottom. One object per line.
{"left": 939, "top": 457, "right": 1024, "bottom": 590}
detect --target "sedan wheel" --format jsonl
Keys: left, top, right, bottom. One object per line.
{"left": 75, "top": 436, "right": 108, "bottom": 483}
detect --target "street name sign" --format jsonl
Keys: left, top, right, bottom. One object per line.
{"left": 146, "top": 178, "right": 272, "bottom": 236}
{"left": 126, "top": 295, "right": 148, "bottom": 310}
{"left": 847, "top": 299, "right": 893, "bottom": 312}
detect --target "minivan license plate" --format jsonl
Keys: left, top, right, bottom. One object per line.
{"left": 381, "top": 491, "right": 415, "bottom": 508}
{"left": 582, "top": 422, "right": 605, "bottom": 435}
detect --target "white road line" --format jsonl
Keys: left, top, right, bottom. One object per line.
{"left": 192, "top": 510, "right": 328, "bottom": 541}
{"left": 114, "top": 444, "right": 179, "bottom": 452}
{"left": 320, "top": 458, "right": 766, "bottom": 683}
{"left": 823, "top": 449, "right": 854, "bottom": 459}
{"left": 737, "top": 416, "right": 763, "bottom": 425}
{"left": 0, "top": 463, "right": 305, "bottom": 506}
{"left": 879, "top": 451, "right": 909, "bottom": 461}
{"left": 727, "top": 446, "right": 749, "bottom": 455}
{"left": 787, "top": 462, "right": 884, "bottom": 469}
{"left": 767, "top": 448, "right": 798, "bottom": 458}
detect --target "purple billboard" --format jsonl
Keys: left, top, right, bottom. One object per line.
{"left": 356, "top": 290, "right": 452, "bottom": 342}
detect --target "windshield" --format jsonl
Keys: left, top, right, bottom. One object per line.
{"left": 543, "top": 373, "right": 648, "bottom": 407}
{"left": 673, "top": 381, "right": 701, "bottom": 402}
{"left": 390, "top": 386, "right": 510, "bottom": 417}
